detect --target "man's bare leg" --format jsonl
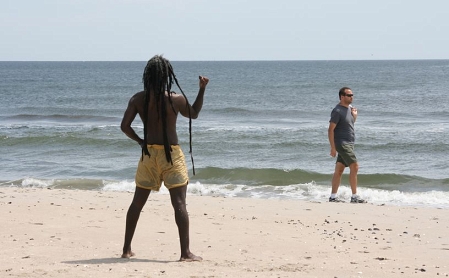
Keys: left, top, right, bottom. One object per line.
{"left": 169, "top": 185, "right": 202, "bottom": 262}
{"left": 331, "top": 162, "right": 345, "bottom": 194}
{"left": 121, "top": 187, "right": 151, "bottom": 258}
{"left": 348, "top": 162, "right": 359, "bottom": 195}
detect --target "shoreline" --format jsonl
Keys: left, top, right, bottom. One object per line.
{"left": 1, "top": 187, "right": 448, "bottom": 277}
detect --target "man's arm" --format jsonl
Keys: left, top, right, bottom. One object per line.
{"left": 121, "top": 96, "right": 144, "bottom": 146}
{"left": 328, "top": 122, "right": 337, "bottom": 157}
{"left": 179, "top": 76, "right": 209, "bottom": 119}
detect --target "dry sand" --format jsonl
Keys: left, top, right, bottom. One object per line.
{"left": 1, "top": 187, "right": 448, "bottom": 277}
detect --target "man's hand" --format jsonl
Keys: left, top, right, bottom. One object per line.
{"left": 330, "top": 147, "right": 337, "bottom": 157}
{"left": 199, "top": 76, "right": 209, "bottom": 89}
{"left": 351, "top": 106, "right": 358, "bottom": 120}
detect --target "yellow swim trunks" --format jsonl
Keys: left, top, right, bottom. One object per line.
{"left": 135, "top": 145, "right": 189, "bottom": 191}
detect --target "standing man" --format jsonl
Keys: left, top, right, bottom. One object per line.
{"left": 328, "top": 87, "right": 366, "bottom": 203}
{"left": 120, "top": 55, "right": 209, "bottom": 261}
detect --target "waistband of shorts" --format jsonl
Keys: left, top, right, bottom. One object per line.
{"left": 147, "top": 144, "right": 181, "bottom": 150}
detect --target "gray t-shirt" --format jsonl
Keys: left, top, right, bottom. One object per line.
{"left": 329, "top": 104, "right": 355, "bottom": 145}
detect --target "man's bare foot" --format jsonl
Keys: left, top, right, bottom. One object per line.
{"left": 121, "top": 251, "right": 135, "bottom": 258}
{"left": 179, "top": 253, "right": 202, "bottom": 262}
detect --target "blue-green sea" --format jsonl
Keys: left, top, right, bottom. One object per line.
{"left": 1, "top": 60, "right": 448, "bottom": 207}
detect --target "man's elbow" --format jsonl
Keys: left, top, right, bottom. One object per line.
{"left": 120, "top": 122, "right": 129, "bottom": 134}
{"left": 187, "top": 109, "right": 200, "bottom": 119}
{"left": 328, "top": 128, "right": 334, "bottom": 139}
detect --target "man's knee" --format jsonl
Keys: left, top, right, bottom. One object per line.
{"left": 349, "top": 162, "right": 359, "bottom": 172}
{"left": 335, "top": 162, "right": 345, "bottom": 174}
{"left": 169, "top": 186, "right": 187, "bottom": 206}
{"left": 131, "top": 187, "right": 150, "bottom": 208}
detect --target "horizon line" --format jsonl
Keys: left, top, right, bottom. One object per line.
{"left": 1, "top": 58, "right": 449, "bottom": 62}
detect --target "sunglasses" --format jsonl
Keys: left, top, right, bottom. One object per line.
{"left": 344, "top": 93, "right": 354, "bottom": 97}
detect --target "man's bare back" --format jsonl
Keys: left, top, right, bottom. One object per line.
{"left": 120, "top": 54, "right": 208, "bottom": 262}
{"left": 121, "top": 77, "right": 208, "bottom": 146}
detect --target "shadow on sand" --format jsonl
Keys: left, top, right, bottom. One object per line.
{"left": 62, "top": 257, "right": 174, "bottom": 265}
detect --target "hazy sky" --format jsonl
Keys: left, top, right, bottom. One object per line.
{"left": 2, "top": 0, "right": 448, "bottom": 61}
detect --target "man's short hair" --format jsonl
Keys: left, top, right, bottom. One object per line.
{"left": 339, "top": 87, "right": 351, "bottom": 99}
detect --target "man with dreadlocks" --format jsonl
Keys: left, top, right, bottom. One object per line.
{"left": 120, "top": 55, "right": 209, "bottom": 261}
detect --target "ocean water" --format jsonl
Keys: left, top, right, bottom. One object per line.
{"left": 1, "top": 60, "right": 448, "bottom": 208}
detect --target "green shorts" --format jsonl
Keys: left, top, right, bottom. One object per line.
{"left": 135, "top": 145, "right": 189, "bottom": 191}
{"left": 336, "top": 144, "right": 357, "bottom": 167}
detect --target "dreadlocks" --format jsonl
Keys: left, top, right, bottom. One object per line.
{"left": 141, "top": 55, "right": 196, "bottom": 174}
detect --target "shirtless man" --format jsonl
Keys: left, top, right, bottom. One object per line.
{"left": 120, "top": 55, "right": 209, "bottom": 261}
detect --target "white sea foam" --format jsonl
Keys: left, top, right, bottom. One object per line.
{"left": 2, "top": 177, "right": 447, "bottom": 208}
{"left": 21, "top": 178, "right": 54, "bottom": 188}
{"left": 172, "top": 182, "right": 449, "bottom": 208}
{"left": 102, "top": 180, "right": 136, "bottom": 192}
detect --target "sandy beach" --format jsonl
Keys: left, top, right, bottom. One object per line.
{"left": 1, "top": 187, "right": 448, "bottom": 278}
